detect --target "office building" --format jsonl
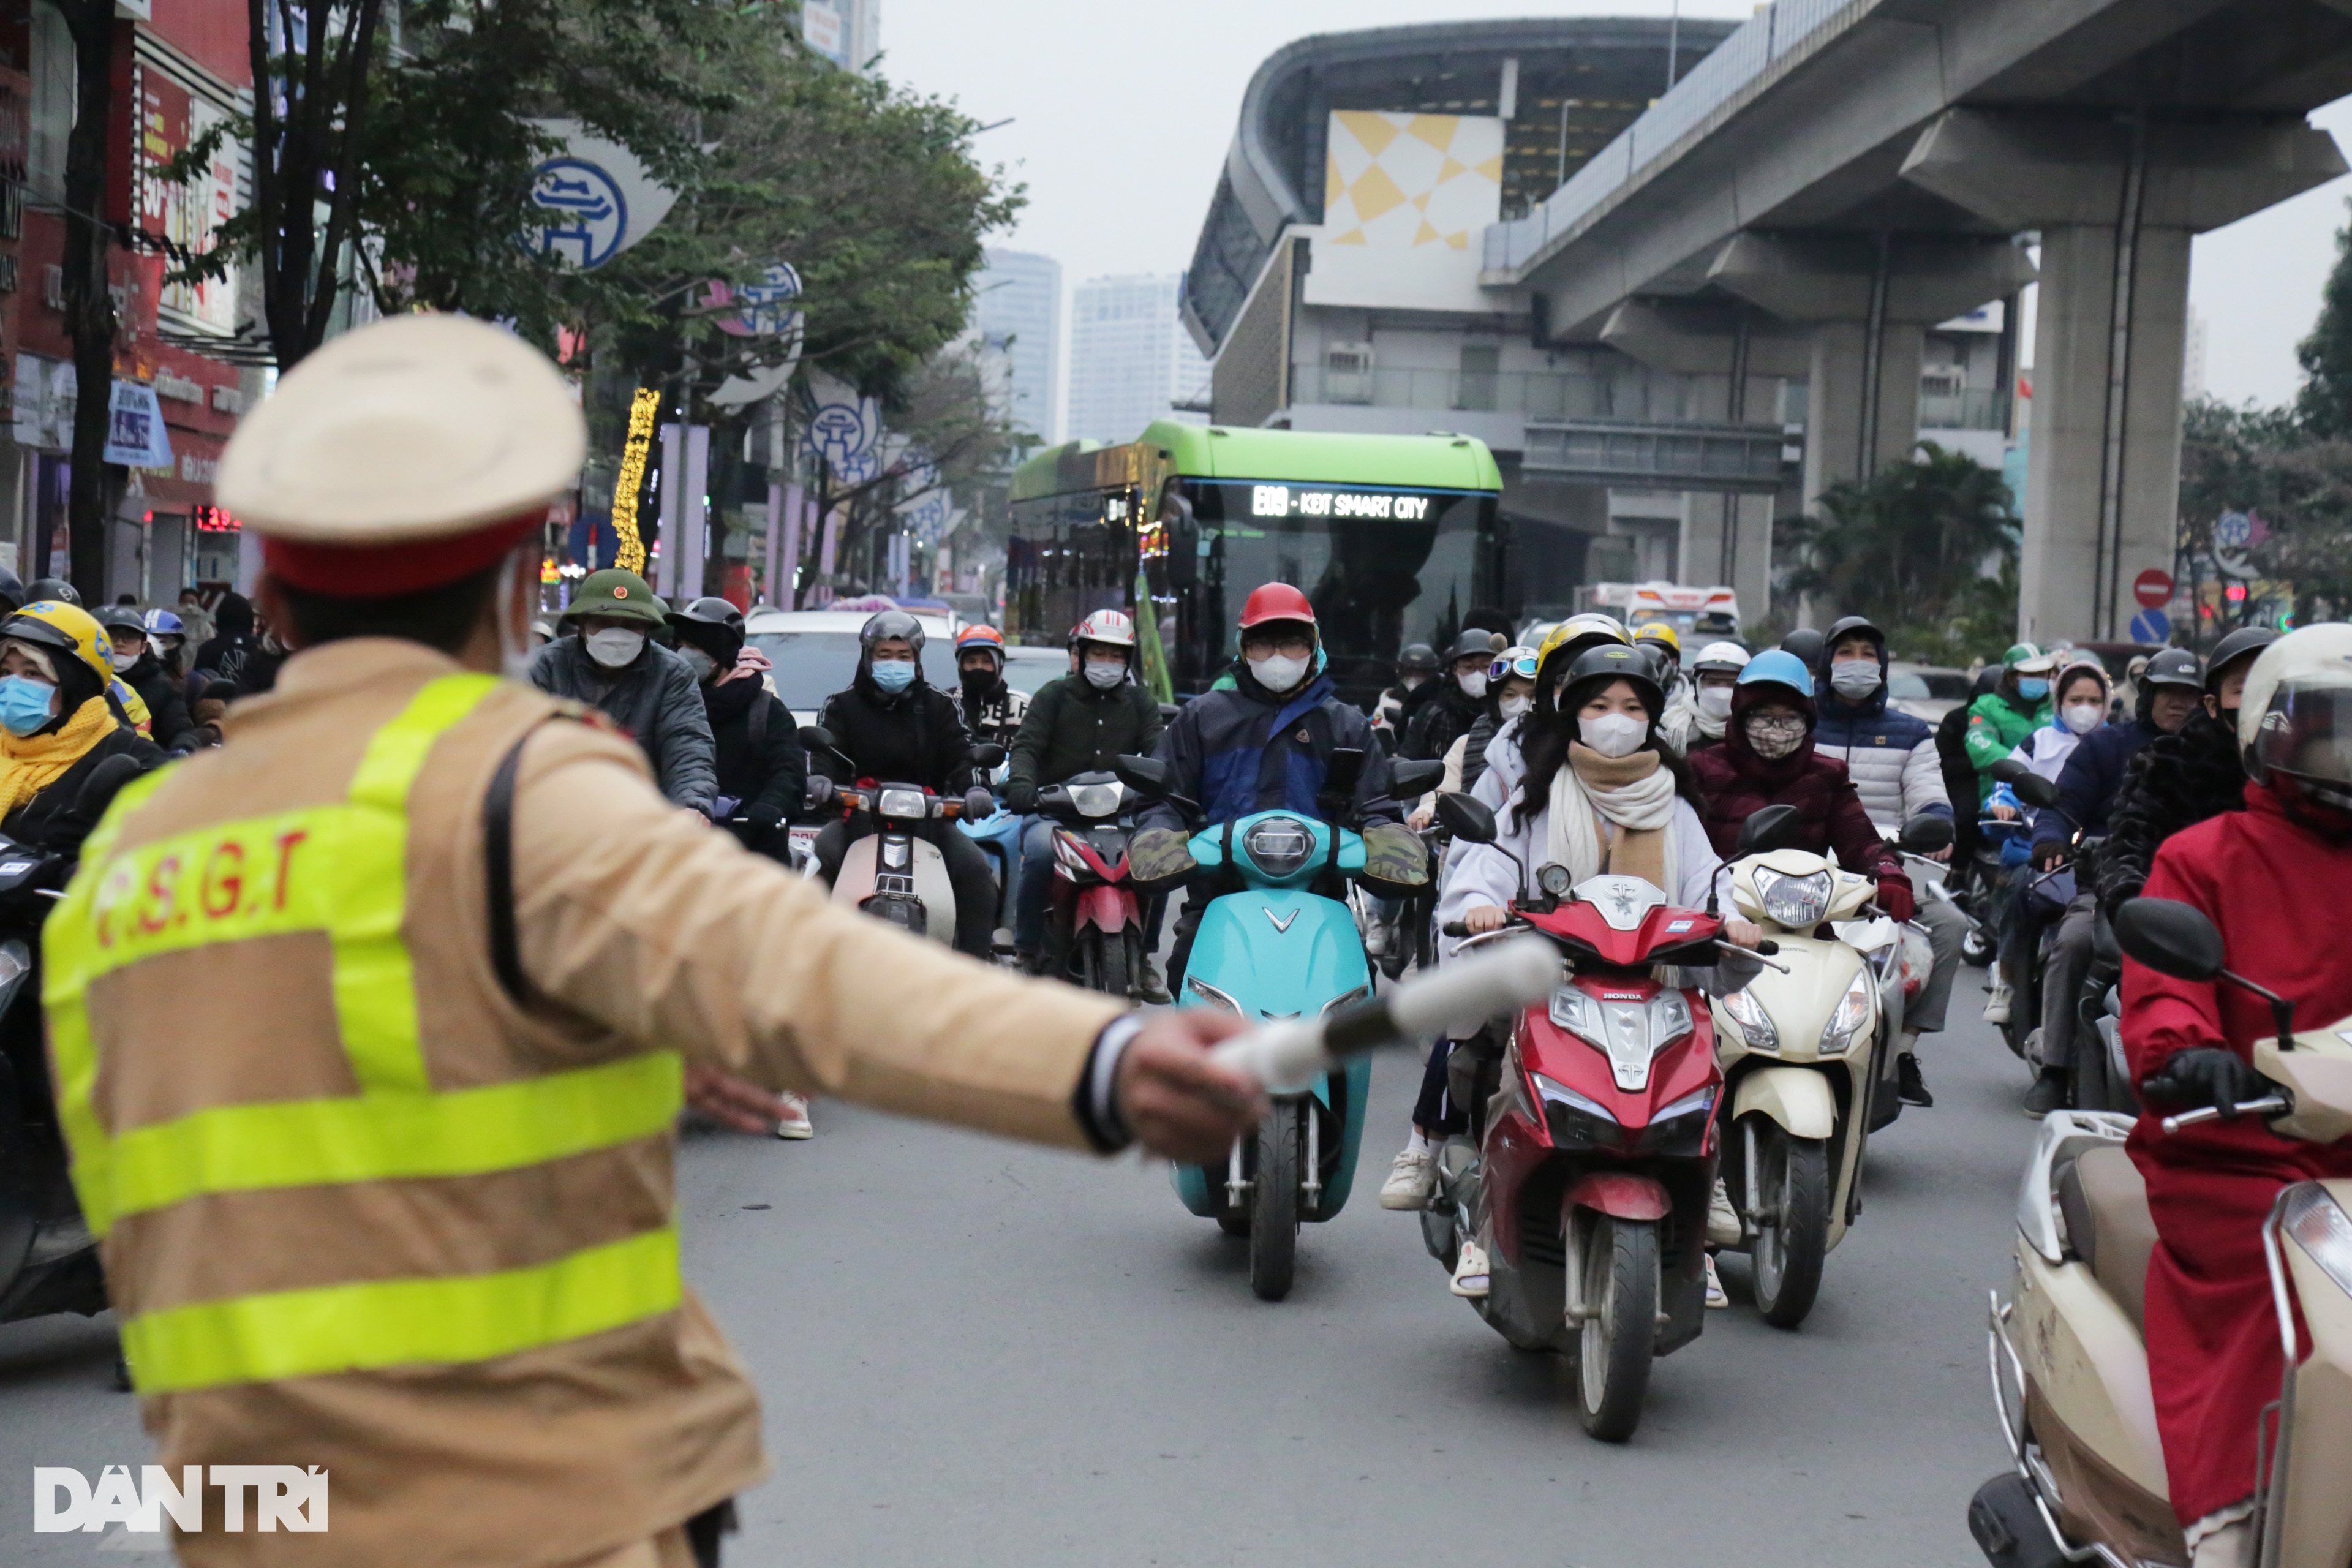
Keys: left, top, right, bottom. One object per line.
{"left": 1068, "top": 274, "right": 1212, "bottom": 445}
{"left": 973, "top": 250, "right": 1063, "bottom": 442}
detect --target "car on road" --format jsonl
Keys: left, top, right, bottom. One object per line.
{"left": 746, "top": 607, "right": 959, "bottom": 726}
{"left": 1001, "top": 644, "right": 1069, "bottom": 698}
{"left": 1886, "top": 660, "right": 1972, "bottom": 723}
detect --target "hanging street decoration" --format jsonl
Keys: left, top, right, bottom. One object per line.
{"left": 524, "top": 121, "right": 679, "bottom": 270}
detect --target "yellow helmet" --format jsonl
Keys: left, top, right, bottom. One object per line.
{"left": 1634, "top": 622, "right": 1681, "bottom": 654}
{"left": 3, "top": 600, "right": 116, "bottom": 692}
{"left": 1537, "top": 612, "right": 1631, "bottom": 663}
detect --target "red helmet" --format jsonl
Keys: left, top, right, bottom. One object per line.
{"left": 954, "top": 624, "right": 1006, "bottom": 652}
{"left": 1239, "top": 582, "right": 1316, "bottom": 630}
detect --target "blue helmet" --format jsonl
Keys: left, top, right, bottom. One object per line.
{"left": 1737, "top": 649, "right": 1815, "bottom": 699}
{"left": 143, "top": 608, "right": 185, "bottom": 637}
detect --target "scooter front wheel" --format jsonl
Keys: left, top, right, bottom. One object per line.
{"left": 1250, "top": 1107, "right": 1300, "bottom": 1301}
{"left": 1575, "top": 1213, "right": 1657, "bottom": 1442}
{"left": 1749, "top": 1123, "right": 1830, "bottom": 1329}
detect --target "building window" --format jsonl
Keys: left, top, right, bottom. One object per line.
{"left": 1456, "top": 345, "right": 1500, "bottom": 413}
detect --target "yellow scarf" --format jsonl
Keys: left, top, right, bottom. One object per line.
{"left": 0, "top": 697, "right": 121, "bottom": 820}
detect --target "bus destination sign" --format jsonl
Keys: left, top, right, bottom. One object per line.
{"left": 1250, "top": 484, "right": 1433, "bottom": 522}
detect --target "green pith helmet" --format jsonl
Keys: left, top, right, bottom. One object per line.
{"left": 562, "top": 568, "right": 665, "bottom": 627}
{"left": 2002, "top": 641, "right": 2043, "bottom": 669}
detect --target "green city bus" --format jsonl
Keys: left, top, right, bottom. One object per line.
{"left": 1005, "top": 423, "right": 1504, "bottom": 708}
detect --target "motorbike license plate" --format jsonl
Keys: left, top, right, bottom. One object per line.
{"left": 786, "top": 826, "right": 819, "bottom": 870}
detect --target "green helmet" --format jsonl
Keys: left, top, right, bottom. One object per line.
{"left": 562, "top": 568, "right": 666, "bottom": 627}
{"left": 2001, "top": 641, "right": 2043, "bottom": 669}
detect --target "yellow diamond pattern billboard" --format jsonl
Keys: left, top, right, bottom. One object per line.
{"left": 1323, "top": 111, "right": 1502, "bottom": 251}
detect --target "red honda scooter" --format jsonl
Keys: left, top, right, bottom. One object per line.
{"left": 1037, "top": 769, "right": 1150, "bottom": 1000}
{"left": 1426, "top": 794, "right": 1748, "bottom": 1441}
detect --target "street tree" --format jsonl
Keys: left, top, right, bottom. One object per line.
{"left": 2296, "top": 195, "right": 2352, "bottom": 440}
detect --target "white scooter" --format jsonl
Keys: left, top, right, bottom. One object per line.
{"left": 800, "top": 725, "right": 1000, "bottom": 945}
{"left": 1972, "top": 897, "right": 2352, "bottom": 1568}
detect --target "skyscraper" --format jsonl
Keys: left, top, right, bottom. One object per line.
{"left": 1067, "top": 274, "right": 1213, "bottom": 445}
{"left": 971, "top": 250, "right": 1063, "bottom": 443}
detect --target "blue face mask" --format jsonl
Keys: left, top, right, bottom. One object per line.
{"left": 0, "top": 676, "right": 56, "bottom": 737}
{"left": 2016, "top": 677, "right": 2049, "bottom": 701}
{"left": 870, "top": 660, "right": 916, "bottom": 694}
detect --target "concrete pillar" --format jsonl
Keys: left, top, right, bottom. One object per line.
{"left": 1802, "top": 320, "right": 1923, "bottom": 510}
{"left": 1900, "top": 109, "right": 2347, "bottom": 644}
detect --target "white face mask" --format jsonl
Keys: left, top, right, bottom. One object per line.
{"left": 678, "top": 646, "right": 718, "bottom": 684}
{"left": 1577, "top": 711, "right": 1648, "bottom": 758}
{"left": 1249, "top": 652, "right": 1309, "bottom": 694}
{"left": 2061, "top": 702, "right": 2104, "bottom": 735}
{"left": 1828, "top": 660, "right": 1882, "bottom": 700}
{"left": 1498, "top": 694, "right": 1532, "bottom": 723}
{"left": 584, "top": 626, "right": 646, "bottom": 670}
{"left": 1697, "top": 685, "right": 1735, "bottom": 720}
{"left": 1458, "top": 669, "right": 1488, "bottom": 699}
{"left": 109, "top": 650, "right": 138, "bottom": 674}
{"left": 1084, "top": 659, "right": 1125, "bottom": 690}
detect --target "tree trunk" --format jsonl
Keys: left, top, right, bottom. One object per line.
{"left": 58, "top": 0, "right": 118, "bottom": 600}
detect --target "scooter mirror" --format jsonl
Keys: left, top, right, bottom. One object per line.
{"left": 1736, "top": 803, "right": 1804, "bottom": 856}
{"left": 1434, "top": 791, "right": 1496, "bottom": 845}
{"left": 1390, "top": 759, "right": 1444, "bottom": 799}
{"left": 1114, "top": 754, "right": 1170, "bottom": 796}
{"left": 2008, "top": 771, "right": 2063, "bottom": 812}
{"left": 1988, "top": 758, "right": 2031, "bottom": 786}
{"left": 797, "top": 725, "right": 836, "bottom": 752}
{"left": 970, "top": 742, "right": 1006, "bottom": 771}
{"left": 2114, "top": 897, "right": 2226, "bottom": 982}
{"left": 1898, "top": 813, "right": 1954, "bottom": 854}
{"left": 75, "top": 753, "right": 145, "bottom": 820}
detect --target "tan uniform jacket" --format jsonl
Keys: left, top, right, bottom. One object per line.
{"left": 76, "top": 640, "right": 1122, "bottom": 1567}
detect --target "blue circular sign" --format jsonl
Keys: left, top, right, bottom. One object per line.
{"left": 527, "top": 157, "right": 631, "bottom": 270}
{"left": 2128, "top": 608, "right": 2171, "bottom": 645}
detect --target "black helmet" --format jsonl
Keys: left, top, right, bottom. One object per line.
{"left": 667, "top": 596, "right": 746, "bottom": 667}
{"left": 2141, "top": 647, "right": 2204, "bottom": 692}
{"left": 1443, "top": 628, "right": 1494, "bottom": 665}
{"left": 1396, "top": 643, "right": 1439, "bottom": 676}
{"left": 1820, "top": 614, "right": 1885, "bottom": 669}
{"left": 24, "top": 577, "right": 79, "bottom": 608}
{"left": 0, "top": 566, "right": 21, "bottom": 614}
{"left": 2204, "top": 626, "right": 2278, "bottom": 692}
{"left": 96, "top": 605, "right": 147, "bottom": 639}
{"left": 1556, "top": 643, "right": 1664, "bottom": 722}
{"left": 1779, "top": 627, "right": 1826, "bottom": 669}
{"left": 859, "top": 609, "right": 926, "bottom": 654}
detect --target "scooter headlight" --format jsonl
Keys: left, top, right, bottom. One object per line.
{"left": 1718, "top": 984, "right": 1779, "bottom": 1051}
{"left": 1752, "top": 867, "right": 1833, "bottom": 929}
{"left": 1242, "top": 816, "right": 1314, "bottom": 878}
{"left": 1320, "top": 984, "right": 1370, "bottom": 1017}
{"left": 1531, "top": 1071, "right": 1617, "bottom": 1125}
{"left": 2282, "top": 1185, "right": 2352, "bottom": 1301}
{"left": 876, "top": 786, "right": 929, "bottom": 820}
{"left": 1067, "top": 781, "right": 1125, "bottom": 820}
{"left": 1819, "top": 968, "right": 1876, "bottom": 1055}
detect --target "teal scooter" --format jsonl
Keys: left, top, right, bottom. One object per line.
{"left": 1121, "top": 750, "right": 1441, "bottom": 1300}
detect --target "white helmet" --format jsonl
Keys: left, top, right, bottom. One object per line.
{"left": 2241, "top": 623, "right": 2352, "bottom": 806}
{"left": 1069, "top": 609, "right": 1136, "bottom": 650}
{"left": 1691, "top": 640, "right": 1751, "bottom": 676}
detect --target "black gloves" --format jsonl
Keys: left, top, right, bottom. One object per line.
{"left": 743, "top": 801, "right": 785, "bottom": 835}
{"left": 963, "top": 786, "right": 997, "bottom": 821}
{"left": 1003, "top": 779, "right": 1038, "bottom": 813}
{"left": 2143, "top": 1047, "right": 2265, "bottom": 1117}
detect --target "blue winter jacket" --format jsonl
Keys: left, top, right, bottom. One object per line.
{"left": 1811, "top": 682, "right": 1952, "bottom": 826}
{"left": 2032, "top": 718, "right": 2159, "bottom": 856}
{"left": 1143, "top": 663, "right": 1397, "bottom": 833}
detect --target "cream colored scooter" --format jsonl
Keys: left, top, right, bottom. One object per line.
{"left": 1973, "top": 897, "right": 2352, "bottom": 1568}
{"left": 1708, "top": 808, "right": 1904, "bottom": 1328}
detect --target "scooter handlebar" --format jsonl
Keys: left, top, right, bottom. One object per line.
{"left": 1208, "top": 938, "right": 1562, "bottom": 1091}
{"left": 2158, "top": 1094, "right": 2291, "bottom": 1134}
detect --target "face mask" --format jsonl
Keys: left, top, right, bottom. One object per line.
{"left": 1458, "top": 669, "right": 1488, "bottom": 699}
{"left": 1577, "top": 712, "right": 1648, "bottom": 758}
{"left": 1249, "top": 652, "right": 1308, "bottom": 694}
{"left": 960, "top": 665, "right": 998, "bottom": 695}
{"left": 679, "top": 646, "right": 718, "bottom": 684}
{"left": 1828, "top": 661, "right": 1882, "bottom": 699}
{"left": 2061, "top": 702, "right": 2103, "bottom": 735}
{"left": 1697, "top": 686, "right": 1735, "bottom": 720}
{"left": 1084, "top": 660, "right": 1125, "bottom": 690}
{"left": 1498, "top": 695, "right": 1532, "bottom": 723}
{"left": 585, "top": 627, "right": 646, "bottom": 670}
{"left": 109, "top": 650, "right": 138, "bottom": 674}
{"left": 2016, "top": 677, "right": 2049, "bottom": 701}
{"left": 0, "top": 676, "right": 55, "bottom": 737}
{"left": 1746, "top": 714, "right": 1808, "bottom": 760}
{"left": 870, "top": 659, "right": 916, "bottom": 693}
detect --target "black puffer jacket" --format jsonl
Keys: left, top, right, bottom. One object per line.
{"left": 1402, "top": 682, "right": 1482, "bottom": 763}
{"left": 703, "top": 675, "right": 804, "bottom": 823}
{"left": 124, "top": 653, "right": 198, "bottom": 752}
{"left": 813, "top": 672, "right": 976, "bottom": 793}
{"left": 2095, "top": 712, "right": 2248, "bottom": 923}
{"left": 1006, "top": 676, "right": 1162, "bottom": 802}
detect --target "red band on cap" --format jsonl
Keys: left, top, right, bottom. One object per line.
{"left": 261, "top": 511, "right": 546, "bottom": 597}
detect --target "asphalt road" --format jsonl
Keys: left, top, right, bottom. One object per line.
{"left": 0, "top": 1001, "right": 2039, "bottom": 1567}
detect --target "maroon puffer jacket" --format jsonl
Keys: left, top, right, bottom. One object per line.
{"left": 1688, "top": 684, "right": 1909, "bottom": 911}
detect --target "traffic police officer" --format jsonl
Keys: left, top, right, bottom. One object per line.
{"left": 43, "top": 315, "right": 1263, "bottom": 1568}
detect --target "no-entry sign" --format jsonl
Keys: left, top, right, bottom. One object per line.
{"left": 2133, "top": 568, "right": 2174, "bottom": 609}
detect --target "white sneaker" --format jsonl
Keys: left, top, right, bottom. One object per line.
{"left": 1707, "top": 1178, "right": 1743, "bottom": 1247}
{"left": 1379, "top": 1147, "right": 1438, "bottom": 1210}
{"left": 1450, "top": 1238, "right": 1490, "bottom": 1298}
{"left": 774, "top": 1094, "right": 813, "bottom": 1140}
{"left": 1364, "top": 924, "right": 1392, "bottom": 958}
{"left": 1983, "top": 981, "right": 2013, "bottom": 1026}
{"left": 1705, "top": 1253, "right": 1729, "bottom": 1309}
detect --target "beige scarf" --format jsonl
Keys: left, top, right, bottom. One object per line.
{"left": 1544, "top": 744, "right": 1678, "bottom": 894}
